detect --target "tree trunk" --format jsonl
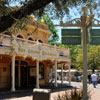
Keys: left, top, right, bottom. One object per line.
{"left": 0, "top": 0, "right": 55, "bottom": 33}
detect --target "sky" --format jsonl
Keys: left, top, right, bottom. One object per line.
{"left": 10, "top": 0, "right": 100, "bottom": 43}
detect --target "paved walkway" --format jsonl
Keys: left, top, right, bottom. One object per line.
{"left": 1, "top": 81, "right": 100, "bottom": 100}
{"left": 71, "top": 82, "right": 100, "bottom": 100}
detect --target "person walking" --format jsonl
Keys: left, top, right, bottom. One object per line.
{"left": 91, "top": 72, "right": 98, "bottom": 88}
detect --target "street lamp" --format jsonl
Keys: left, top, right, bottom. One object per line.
{"left": 81, "top": 6, "right": 94, "bottom": 100}
{"left": 81, "top": 6, "right": 88, "bottom": 100}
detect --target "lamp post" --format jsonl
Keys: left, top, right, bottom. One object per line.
{"left": 81, "top": 7, "right": 94, "bottom": 100}
{"left": 81, "top": 7, "right": 88, "bottom": 100}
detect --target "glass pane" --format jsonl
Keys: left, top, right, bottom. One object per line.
{"left": 15, "top": 61, "right": 19, "bottom": 65}
{"left": 21, "top": 61, "right": 28, "bottom": 65}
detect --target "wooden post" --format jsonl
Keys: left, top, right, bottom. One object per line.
{"left": 81, "top": 6, "right": 88, "bottom": 100}
{"left": 36, "top": 60, "right": 39, "bottom": 88}
{"left": 11, "top": 54, "right": 15, "bottom": 91}
{"left": 61, "top": 64, "right": 63, "bottom": 84}
{"left": 68, "top": 64, "right": 71, "bottom": 86}
{"left": 18, "top": 62, "right": 21, "bottom": 88}
{"left": 55, "top": 60, "right": 57, "bottom": 87}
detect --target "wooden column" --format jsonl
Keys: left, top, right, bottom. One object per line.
{"left": 36, "top": 60, "right": 39, "bottom": 88}
{"left": 11, "top": 54, "right": 15, "bottom": 91}
{"left": 18, "top": 62, "right": 21, "bottom": 88}
{"left": 81, "top": 7, "right": 88, "bottom": 100}
{"left": 68, "top": 64, "right": 71, "bottom": 86}
{"left": 61, "top": 64, "right": 63, "bottom": 84}
{"left": 55, "top": 60, "right": 57, "bottom": 87}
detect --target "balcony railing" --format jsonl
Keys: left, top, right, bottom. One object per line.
{"left": 0, "top": 34, "right": 69, "bottom": 58}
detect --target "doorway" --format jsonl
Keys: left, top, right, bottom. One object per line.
{"left": 15, "top": 60, "right": 29, "bottom": 89}
{"left": 21, "top": 66, "right": 28, "bottom": 88}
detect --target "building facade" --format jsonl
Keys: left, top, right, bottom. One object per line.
{"left": 0, "top": 20, "right": 71, "bottom": 91}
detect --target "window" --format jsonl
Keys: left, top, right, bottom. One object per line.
{"left": 21, "top": 61, "right": 28, "bottom": 65}
{"left": 15, "top": 61, "right": 19, "bottom": 65}
{"left": 38, "top": 40, "right": 43, "bottom": 43}
{"left": 28, "top": 37, "right": 34, "bottom": 41}
{"left": 17, "top": 35, "right": 23, "bottom": 38}
{"left": 3, "top": 67, "right": 6, "bottom": 72}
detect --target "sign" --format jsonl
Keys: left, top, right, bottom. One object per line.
{"left": 14, "top": 44, "right": 59, "bottom": 60}
{"left": 62, "top": 29, "right": 81, "bottom": 45}
{"left": 62, "top": 29, "right": 100, "bottom": 45}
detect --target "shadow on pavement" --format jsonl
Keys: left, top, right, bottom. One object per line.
{"left": 0, "top": 83, "right": 75, "bottom": 100}
{"left": 0, "top": 89, "right": 33, "bottom": 100}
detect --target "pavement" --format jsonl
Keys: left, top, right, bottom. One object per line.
{"left": 0, "top": 81, "right": 100, "bottom": 100}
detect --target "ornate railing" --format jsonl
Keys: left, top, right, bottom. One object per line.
{"left": 55, "top": 18, "right": 100, "bottom": 27}
{"left": 0, "top": 34, "right": 69, "bottom": 58}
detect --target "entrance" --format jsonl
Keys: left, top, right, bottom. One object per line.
{"left": 14, "top": 60, "right": 45, "bottom": 89}
{"left": 15, "top": 60, "right": 29, "bottom": 89}
{"left": 20, "top": 61, "right": 28, "bottom": 88}
{"left": 21, "top": 66, "right": 28, "bottom": 88}
{"left": 15, "top": 60, "right": 36, "bottom": 89}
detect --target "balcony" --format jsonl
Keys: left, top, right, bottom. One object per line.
{"left": 0, "top": 34, "right": 69, "bottom": 58}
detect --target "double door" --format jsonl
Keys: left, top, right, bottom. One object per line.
{"left": 15, "top": 65, "right": 36, "bottom": 89}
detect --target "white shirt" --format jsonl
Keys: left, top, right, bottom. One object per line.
{"left": 91, "top": 74, "right": 98, "bottom": 81}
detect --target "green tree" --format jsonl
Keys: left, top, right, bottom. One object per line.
{"left": 0, "top": 0, "right": 99, "bottom": 33}
{"left": 57, "top": 43, "right": 100, "bottom": 70}
{"left": 69, "top": 45, "right": 81, "bottom": 69}
{"left": 76, "top": 45, "right": 100, "bottom": 70}
{"left": 38, "top": 15, "right": 59, "bottom": 44}
{"left": 57, "top": 43, "right": 81, "bottom": 69}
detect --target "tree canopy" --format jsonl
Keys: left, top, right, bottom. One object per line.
{"left": 76, "top": 45, "right": 100, "bottom": 70}
{"left": 38, "top": 15, "right": 59, "bottom": 44}
{"left": 57, "top": 43, "right": 100, "bottom": 70}
{"left": 0, "top": 0, "right": 99, "bottom": 33}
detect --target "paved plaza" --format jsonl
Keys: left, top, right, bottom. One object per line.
{"left": 0, "top": 81, "right": 100, "bottom": 100}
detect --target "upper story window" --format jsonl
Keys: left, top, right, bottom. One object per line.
{"left": 17, "top": 35, "right": 23, "bottom": 39}
{"left": 28, "top": 37, "right": 34, "bottom": 41}
{"left": 38, "top": 40, "right": 43, "bottom": 43}
{"left": 3, "top": 31, "right": 10, "bottom": 35}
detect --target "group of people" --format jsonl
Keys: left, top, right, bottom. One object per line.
{"left": 88, "top": 72, "right": 100, "bottom": 88}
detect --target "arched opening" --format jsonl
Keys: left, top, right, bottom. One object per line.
{"left": 38, "top": 40, "right": 43, "bottom": 43}
{"left": 17, "top": 35, "right": 23, "bottom": 39}
{"left": 28, "top": 37, "right": 34, "bottom": 41}
{"left": 4, "top": 31, "right": 10, "bottom": 35}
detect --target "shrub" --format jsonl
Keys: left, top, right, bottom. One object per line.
{"left": 54, "top": 88, "right": 91, "bottom": 100}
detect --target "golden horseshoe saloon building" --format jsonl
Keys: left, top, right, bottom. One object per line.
{"left": 0, "top": 20, "right": 71, "bottom": 91}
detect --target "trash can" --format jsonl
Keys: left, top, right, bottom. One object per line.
{"left": 33, "top": 88, "right": 51, "bottom": 100}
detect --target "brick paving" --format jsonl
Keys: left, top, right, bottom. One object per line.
{"left": 0, "top": 82, "right": 100, "bottom": 100}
